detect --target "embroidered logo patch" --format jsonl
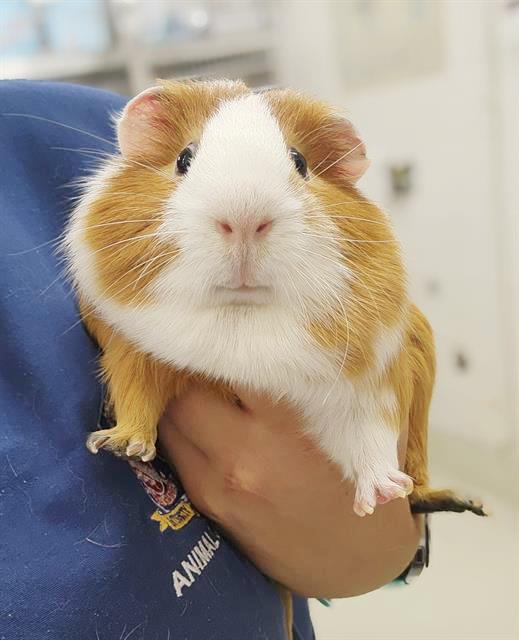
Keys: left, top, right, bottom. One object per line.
{"left": 128, "top": 459, "right": 178, "bottom": 509}
{"left": 151, "top": 501, "right": 197, "bottom": 532}
{"left": 128, "top": 458, "right": 198, "bottom": 532}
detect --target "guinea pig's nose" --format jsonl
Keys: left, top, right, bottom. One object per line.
{"left": 255, "top": 220, "right": 273, "bottom": 236}
{"left": 215, "top": 219, "right": 273, "bottom": 239}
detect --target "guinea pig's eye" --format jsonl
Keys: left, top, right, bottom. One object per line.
{"left": 176, "top": 143, "right": 196, "bottom": 175}
{"left": 289, "top": 147, "right": 308, "bottom": 179}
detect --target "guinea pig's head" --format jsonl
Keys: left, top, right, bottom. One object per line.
{"left": 69, "top": 80, "right": 406, "bottom": 370}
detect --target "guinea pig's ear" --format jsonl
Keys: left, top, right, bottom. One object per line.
{"left": 117, "top": 86, "right": 171, "bottom": 163}
{"left": 326, "top": 117, "right": 370, "bottom": 184}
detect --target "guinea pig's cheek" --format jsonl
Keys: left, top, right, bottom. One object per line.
{"left": 158, "top": 185, "right": 195, "bottom": 237}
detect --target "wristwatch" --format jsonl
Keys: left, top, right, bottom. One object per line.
{"left": 397, "top": 513, "right": 430, "bottom": 584}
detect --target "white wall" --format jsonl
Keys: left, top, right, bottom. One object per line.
{"left": 274, "top": 0, "right": 517, "bottom": 453}
{"left": 496, "top": 7, "right": 519, "bottom": 457}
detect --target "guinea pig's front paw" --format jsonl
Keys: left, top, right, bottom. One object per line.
{"left": 86, "top": 425, "right": 157, "bottom": 462}
{"left": 353, "top": 468, "right": 414, "bottom": 517}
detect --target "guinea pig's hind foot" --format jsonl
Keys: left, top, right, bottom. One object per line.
{"left": 353, "top": 468, "right": 414, "bottom": 517}
{"left": 86, "top": 425, "right": 157, "bottom": 462}
{"left": 410, "top": 489, "right": 487, "bottom": 516}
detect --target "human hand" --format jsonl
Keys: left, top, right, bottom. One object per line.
{"left": 158, "top": 385, "right": 420, "bottom": 598}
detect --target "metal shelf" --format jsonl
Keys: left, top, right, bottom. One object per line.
{"left": 2, "top": 50, "right": 125, "bottom": 81}
{"left": 1, "top": 30, "right": 274, "bottom": 85}
{"left": 149, "top": 30, "right": 273, "bottom": 68}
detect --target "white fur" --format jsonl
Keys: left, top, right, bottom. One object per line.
{"left": 374, "top": 319, "right": 406, "bottom": 374}
{"left": 65, "top": 93, "right": 409, "bottom": 507}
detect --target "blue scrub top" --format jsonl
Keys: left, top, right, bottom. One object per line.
{"left": 0, "top": 80, "right": 314, "bottom": 640}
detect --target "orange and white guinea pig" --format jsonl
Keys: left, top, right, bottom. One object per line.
{"left": 65, "top": 79, "right": 484, "bottom": 518}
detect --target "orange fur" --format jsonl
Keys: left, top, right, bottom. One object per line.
{"left": 81, "top": 300, "right": 185, "bottom": 456}
{"left": 400, "top": 306, "right": 435, "bottom": 491}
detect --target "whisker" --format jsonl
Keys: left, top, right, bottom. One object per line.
{"left": 90, "top": 232, "right": 161, "bottom": 255}
{"left": 311, "top": 149, "right": 334, "bottom": 176}
{"left": 291, "top": 265, "right": 339, "bottom": 323}
{"left": 307, "top": 140, "right": 365, "bottom": 184}
{"left": 78, "top": 219, "right": 161, "bottom": 232}
{"left": 300, "top": 230, "right": 393, "bottom": 245}
{"left": 295, "top": 246, "right": 347, "bottom": 271}
{"left": 345, "top": 239, "right": 396, "bottom": 244}
{"left": 120, "top": 157, "right": 173, "bottom": 181}
{"left": 7, "top": 236, "right": 63, "bottom": 256}
{"left": 95, "top": 191, "right": 170, "bottom": 204}
{"left": 129, "top": 258, "right": 178, "bottom": 309}
{"left": 51, "top": 142, "right": 173, "bottom": 182}
{"left": 60, "top": 246, "right": 171, "bottom": 335}
{"left": 132, "top": 249, "right": 179, "bottom": 290}
{"left": 278, "top": 263, "right": 312, "bottom": 325}
{"left": 307, "top": 200, "right": 373, "bottom": 208}
{"left": 298, "top": 121, "right": 337, "bottom": 146}
{"left": 51, "top": 146, "right": 112, "bottom": 158}
{"left": 305, "top": 216, "right": 386, "bottom": 227}
{"left": 2, "top": 113, "right": 116, "bottom": 147}
{"left": 38, "top": 269, "right": 69, "bottom": 297}
{"left": 10, "top": 218, "right": 164, "bottom": 259}
{"left": 305, "top": 216, "right": 388, "bottom": 226}
{"left": 305, "top": 200, "right": 381, "bottom": 210}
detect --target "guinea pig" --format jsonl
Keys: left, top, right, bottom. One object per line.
{"left": 64, "top": 79, "right": 484, "bottom": 518}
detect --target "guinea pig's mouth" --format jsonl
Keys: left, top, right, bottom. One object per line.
{"left": 213, "top": 284, "right": 272, "bottom": 306}
{"left": 215, "top": 284, "right": 270, "bottom": 295}
{"left": 220, "top": 285, "right": 268, "bottom": 292}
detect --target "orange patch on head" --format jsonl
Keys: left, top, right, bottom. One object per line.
{"left": 118, "top": 79, "right": 249, "bottom": 167}
{"left": 265, "top": 89, "right": 369, "bottom": 186}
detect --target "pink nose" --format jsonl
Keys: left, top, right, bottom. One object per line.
{"left": 215, "top": 219, "right": 273, "bottom": 238}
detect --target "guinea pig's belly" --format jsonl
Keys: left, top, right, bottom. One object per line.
{"left": 97, "top": 298, "right": 337, "bottom": 393}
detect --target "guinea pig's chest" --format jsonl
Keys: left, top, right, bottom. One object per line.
{"left": 100, "top": 295, "right": 373, "bottom": 438}
{"left": 96, "top": 295, "right": 340, "bottom": 393}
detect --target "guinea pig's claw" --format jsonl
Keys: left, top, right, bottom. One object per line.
{"left": 86, "top": 433, "right": 108, "bottom": 454}
{"left": 140, "top": 448, "right": 156, "bottom": 463}
{"left": 126, "top": 439, "right": 156, "bottom": 461}
{"left": 353, "top": 501, "right": 374, "bottom": 517}
{"left": 85, "top": 428, "right": 156, "bottom": 462}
